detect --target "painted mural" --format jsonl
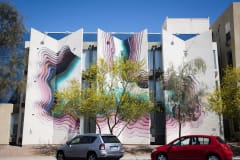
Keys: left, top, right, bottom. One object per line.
{"left": 23, "top": 29, "right": 83, "bottom": 144}
{"left": 35, "top": 46, "right": 81, "bottom": 139}
{"left": 97, "top": 29, "right": 149, "bottom": 144}
{"left": 23, "top": 21, "right": 221, "bottom": 145}
{"left": 164, "top": 57, "right": 207, "bottom": 130}
{"left": 162, "top": 25, "right": 221, "bottom": 143}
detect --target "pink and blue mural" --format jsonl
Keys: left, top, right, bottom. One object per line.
{"left": 97, "top": 29, "right": 149, "bottom": 144}
{"left": 33, "top": 46, "right": 81, "bottom": 135}
{"left": 23, "top": 29, "right": 83, "bottom": 144}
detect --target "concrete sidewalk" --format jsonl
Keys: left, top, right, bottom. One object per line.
{"left": 0, "top": 156, "right": 240, "bottom": 160}
{"left": 0, "top": 144, "right": 239, "bottom": 160}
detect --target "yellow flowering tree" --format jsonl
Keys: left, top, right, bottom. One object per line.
{"left": 207, "top": 67, "right": 240, "bottom": 118}
{"left": 53, "top": 58, "right": 153, "bottom": 135}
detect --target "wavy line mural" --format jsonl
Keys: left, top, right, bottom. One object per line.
{"left": 23, "top": 29, "right": 83, "bottom": 144}
{"left": 164, "top": 58, "right": 207, "bottom": 129}
{"left": 97, "top": 29, "right": 149, "bottom": 144}
{"left": 35, "top": 46, "right": 81, "bottom": 130}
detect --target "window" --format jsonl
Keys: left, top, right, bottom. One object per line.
{"left": 172, "top": 139, "right": 181, "bottom": 146}
{"left": 191, "top": 137, "right": 200, "bottom": 145}
{"left": 71, "top": 137, "right": 80, "bottom": 145}
{"left": 213, "top": 50, "right": 217, "bottom": 69}
{"left": 227, "top": 51, "right": 233, "bottom": 66}
{"left": 225, "top": 22, "right": 231, "bottom": 47}
{"left": 216, "top": 136, "right": 226, "bottom": 144}
{"left": 198, "top": 137, "right": 210, "bottom": 144}
{"left": 172, "top": 137, "right": 191, "bottom": 146}
{"left": 226, "top": 32, "right": 231, "bottom": 46}
{"left": 101, "top": 136, "right": 120, "bottom": 143}
{"left": 181, "top": 137, "right": 191, "bottom": 146}
{"left": 79, "top": 136, "right": 96, "bottom": 144}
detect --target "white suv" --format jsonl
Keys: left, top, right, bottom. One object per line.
{"left": 56, "top": 133, "right": 124, "bottom": 160}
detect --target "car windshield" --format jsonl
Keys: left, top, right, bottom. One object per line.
{"left": 101, "top": 136, "right": 120, "bottom": 143}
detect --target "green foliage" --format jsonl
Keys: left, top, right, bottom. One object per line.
{"left": 165, "top": 57, "right": 206, "bottom": 111}
{"left": 0, "top": 1, "right": 25, "bottom": 47}
{"left": 164, "top": 57, "right": 207, "bottom": 136}
{"left": 53, "top": 58, "right": 153, "bottom": 135}
{"left": 0, "top": 1, "right": 26, "bottom": 102}
{"left": 207, "top": 67, "right": 240, "bottom": 118}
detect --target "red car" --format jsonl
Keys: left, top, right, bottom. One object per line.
{"left": 151, "top": 135, "right": 233, "bottom": 160}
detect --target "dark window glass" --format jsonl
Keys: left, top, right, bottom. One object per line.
{"left": 191, "top": 137, "right": 200, "bottom": 145}
{"left": 226, "top": 32, "right": 231, "bottom": 46}
{"left": 89, "top": 136, "right": 97, "bottom": 143}
{"left": 101, "top": 136, "right": 120, "bottom": 143}
{"left": 181, "top": 137, "right": 191, "bottom": 146}
{"left": 198, "top": 137, "right": 210, "bottom": 144}
{"left": 227, "top": 51, "right": 233, "bottom": 66}
{"left": 172, "top": 139, "right": 181, "bottom": 146}
{"left": 216, "top": 136, "right": 226, "bottom": 144}
{"left": 71, "top": 137, "right": 80, "bottom": 144}
{"left": 172, "top": 137, "right": 191, "bottom": 146}
{"left": 80, "top": 136, "right": 97, "bottom": 144}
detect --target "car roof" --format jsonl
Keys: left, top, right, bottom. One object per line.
{"left": 168, "top": 134, "right": 219, "bottom": 144}
{"left": 181, "top": 134, "right": 218, "bottom": 138}
{"left": 76, "top": 133, "right": 117, "bottom": 136}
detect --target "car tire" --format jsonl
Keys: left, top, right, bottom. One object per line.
{"left": 87, "top": 152, "right": 97, "bottom": 160}
{"left": 207, "top": 154, "right": 220, "bottom": 160}
{"left": 157, "top": 153, "right": 168, "bottom": 160}
{"left": 57, "top": 151, "right": 65, "bottom": 160}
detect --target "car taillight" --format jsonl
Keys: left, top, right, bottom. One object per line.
{"left": 99, "top": 144, "right": 105, "bottom": 150}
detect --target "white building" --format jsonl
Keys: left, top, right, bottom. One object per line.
{"left": 162, "top": 18, "right": 221, "bottom": 143}
{"left": 1, "top": 18, "right": 222, "bottom": 145}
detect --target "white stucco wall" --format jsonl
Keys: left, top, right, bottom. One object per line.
{"left": 22, "top": 28, "right": 83, "bottom": 145}
{"left": 0, "top": 104, "right": 13, "bottom": 144}
{"left": 162, "top": 18, "right": 221, "bottom": 143}
{"left": 22, "top": 19, "right": 221, "bottom": 145}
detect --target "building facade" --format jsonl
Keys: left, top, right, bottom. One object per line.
{"left": 162, "top": 18, "right": 221, "bottom": 143}
{"left": 212, "top": 2, "right": 240, "bottom": 140}
{"left": 2, "top": 18, "right": 222, "bottom": 145}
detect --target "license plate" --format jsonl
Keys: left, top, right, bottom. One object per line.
{"left": 110, "top": 146, "right": 118, "bottom": 151}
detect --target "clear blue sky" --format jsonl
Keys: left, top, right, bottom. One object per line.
{"left": 9, "top": 0, "right": 240, "bottom": 33}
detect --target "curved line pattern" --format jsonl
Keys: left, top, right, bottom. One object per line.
{"left": 128, "top": 31, "right": 143, "bottom": 62}
{"left": 98, "top": 31, "right": 149, "bottom": 141}
{"left": 96, "top": 115, "right": 150, "bottom": 138}
{"left": 35, "top": 46, "right": 81, "bottom": 131}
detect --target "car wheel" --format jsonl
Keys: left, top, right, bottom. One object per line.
{"left": 57, "top": 151, "right": 65, "bottom": 160}
{"left": 87, "top": 152, "right": 97, "bottom": 160}
{"left": 157, "top": 153, "right": 168, "bottom": 160}
{"left": 207, "top": 154, "right": 219, "bottom": 160}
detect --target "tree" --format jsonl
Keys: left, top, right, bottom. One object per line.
{"left": 164, "top": 57, "right": 207, "bottom": 137}
{"left": 53, "top": 58, "right": 153, "bottom": 136}
{"left": 207, "top": 66, "right": 240, "bottom": 119}
{"left": 0, "top": 1, "right": 25, "bottom": 47}
{"left": 0, "top": 1, "right": 26, "bottom": 102}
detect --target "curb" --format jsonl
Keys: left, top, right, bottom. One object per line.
{"left": 121, "top": 157, "right": 240, "bottom": 160}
